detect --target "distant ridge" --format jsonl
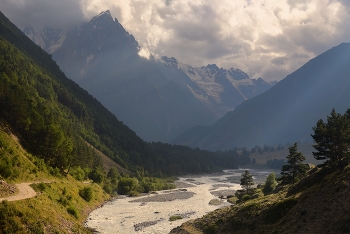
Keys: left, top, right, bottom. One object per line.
{"left": 172, "top": 43, "right": 350, "bottom": 149}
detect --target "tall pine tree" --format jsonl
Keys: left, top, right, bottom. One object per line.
{"left": 312, "top": 109, "right": 350, "bottom": 170}
{"left": 279, "top": 142, "right": 307, "bottom": 184}
{"left": 240, "top": 170, "right": 254, "bottom": 194}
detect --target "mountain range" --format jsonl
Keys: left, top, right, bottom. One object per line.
{"left": 0, "top": 9, "right": 241, "bottom": 177}
{"left": 23, "top": 10, "right": 274, "bottom": 142}
{"left": 172, "top": 43, "right": 350, "bottom": 150}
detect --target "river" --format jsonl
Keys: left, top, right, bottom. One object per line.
{"left": 85, "top": 168, "right": 278, "bottom": 234}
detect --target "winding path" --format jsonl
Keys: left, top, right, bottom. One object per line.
{"left": 0, "top": 183, "right": 36, "bottom": 202}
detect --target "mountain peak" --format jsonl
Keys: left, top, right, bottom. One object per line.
{"left": 96, "top": 10, "right": 111, "bottom": 17}
{"left": 91, "top": 10, "right": 113, "bottom": 23}
{"left": 160, "top": 56, "right": 179, "bottom": 67}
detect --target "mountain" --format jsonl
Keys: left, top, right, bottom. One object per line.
{"left": 23, "top": 26, "right": 66, "bottom": 53}
{"left": 0, "top": 10, "right": 239, "bottom": 176}
{"left": 24, "top": 10, "right": 274, "bottom": 142}
{"left": 157, "top": 56, "right": 275, "bottom": 118}
{"left": 172, "top": 43, "right": 350, "bottom": 150}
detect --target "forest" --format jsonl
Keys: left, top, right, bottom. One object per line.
{"left": 0, "top": 11, "right": 245, "bottom": 181}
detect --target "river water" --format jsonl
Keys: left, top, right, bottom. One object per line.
{"left": 85, "top": 168, "right": 278, "bottom": 234}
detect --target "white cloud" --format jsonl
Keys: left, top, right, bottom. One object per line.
{"left": 1, "top": 0, "right": 349, "bottom": 81}
{"left": 138, "top": 47, "right": 151, "bottom": 59}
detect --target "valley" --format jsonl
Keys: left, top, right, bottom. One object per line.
{"left": 86, "top": 168, "right": 276, "bottom": 234}
{"left": 0, "top": 2, "right": 350, "bottom": 234}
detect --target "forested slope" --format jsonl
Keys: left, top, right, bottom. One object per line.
{"left": 0, "top": 11, "right": 238, "bottom": 176}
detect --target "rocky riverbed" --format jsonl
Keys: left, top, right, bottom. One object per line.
{"left": 85, "top": 168, "right": 278, "bottom": 234}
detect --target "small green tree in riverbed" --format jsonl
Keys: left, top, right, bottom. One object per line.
{"left": 240, "top": 170, "right": 254, "bottom": 194}
{"left": 279, "top": 142, "right": 307, "bottom": 184}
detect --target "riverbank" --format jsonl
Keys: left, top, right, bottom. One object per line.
{"left": 85, "top": 168, "right": 277, "bottom": 233}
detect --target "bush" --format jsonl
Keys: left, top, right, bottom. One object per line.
{"left": 67, "top": 206, "right": 79, "bottom": 219}
{"left": 117, "top": 178, "right": 138, "bottom": 195}
{"left": 103, "top": 184, "right": 113, "bottom": 194}
{"left": 79, "top": 187, "right": 93, "bottom": 202}
{"left": 228, "top": 196, "right": 238, "bottom": 204}
{"left": 204, "top": 223, "right": 218, "bottom": 233}
{"left": 242, "top": 194, "right": 251, "bottom": 201}
{"left": 88, "top": 168, "right": 105, "bottom": 184}
{"left": 0, "top": 157, "right": 13, "bottom": 178}
{"left": 32, "top": 182, "right": 48, "bottom": 192}
{"left": 57, "top": 196, "right": 69, "bottom": 207}
{"left": 128, "top": 190, "right": 140, "bottom": 197}
{"left": 263, "top": 172, "right": 278, "bottom": 194}
{"left": 169, "top": 215, "right": 183, "bottom": 221}
{"left": 70, "top": 167, "right": 86, "bottom": 181}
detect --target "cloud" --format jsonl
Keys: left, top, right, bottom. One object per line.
{"left": 0, "top": 0, "right": 85, "bottom": 30}
{"left": 1, "top": 0, "right": 350, "bottom": 81}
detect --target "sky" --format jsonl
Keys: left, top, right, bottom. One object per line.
{"left": 1, "top": 0, "right": 350, "bottom": 82}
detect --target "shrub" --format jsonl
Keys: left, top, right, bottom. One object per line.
{"left": 169, "top": 215, "right": 183, "bottom": 221}
{"left": 0, "top": 157, "right": 13, "bottom": 178}
{"left": 88, "top": 168, "right": 105, "bottom": 184}
{"left": 204, "top": 223, "right": 218, "bottom": 234}
{"left": 0, "top": 201, "right": 26, "bottom": 233}
{"left": 228, "top": 196, "right": 238, "bottom": 204}
{"left": 128, "top": 190, "right": 139, "bottom": 197}
{"left": 57, "top": 196, "right": 69, "bottom": 207}
{"left": 70, "top": 167, "right": 86, "bottom": 181}
{"left": 242, "top": 194, "right": 251, "bottom": 201}
{"left": 103, "top": 184, "right": 113, "bottom": 194}
{"left": 32, "top": 182, "right": 47, "bottom": 192}
{"left": 117, "top": 178, "right": 138, "bottom": 195}
{"left": 79, "top": 187, "right": 93, "bottom": 202}
{"left": 263, "top": 172, "right": 278, "bottom": 194}
{"left": 67, "top": 206, "right": 79, "bottom": 219}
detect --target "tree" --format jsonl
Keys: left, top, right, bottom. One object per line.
{"left": 240, "top": 170, "right": 254, "bottom": 194}
{"left": 279, "top": 142, "right": 307, "bottom": 184}
{"left": 79, "top": 187, "right": 93, "bottom": 202}
{"left": 311, "top": 109, "right": 350, "bottom": 170}
{"left": 262, "top": 172, "right": 277, "bottom": 194}
{"left": 117, "top": 178, "right": 138, "bottom": 195}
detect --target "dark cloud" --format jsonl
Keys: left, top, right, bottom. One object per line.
{"left": 0, "top": 0, "right": 85, "bottom": 30}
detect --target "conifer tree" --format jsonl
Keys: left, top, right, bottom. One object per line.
{"left": 312, "top": 109, "right": 350, "bottom": 169}
{"left": 279, "top": 142, "right": 307, "bottom": 184}
{"left": 240, "top": 170, "right": 254, "bottom": 194}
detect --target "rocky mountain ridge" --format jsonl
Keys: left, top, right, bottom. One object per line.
{"left": 23, "top": 10, "right": 275, "bottom": 142}
{"left": 172, "top": 43, "right": 350, "bottom": 149}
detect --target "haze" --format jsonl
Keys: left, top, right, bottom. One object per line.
{"left": 1, "top": 0, "right": 350, "bottom": 81}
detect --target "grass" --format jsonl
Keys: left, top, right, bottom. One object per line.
{"left": 0, "top": 127, "right": 109, "bottom": 233}
{"left": 170, "top": 165, "right": 350, "bottom": 234}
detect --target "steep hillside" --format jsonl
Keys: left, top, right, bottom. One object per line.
{"left": 0, "top": 124, "right": 109, "bottom": 233}
{"left": 0, "top": 10, "right": 241, "bottom": 177}
{"left": 170, "top": 165, "right": 350, "bottom": 234}
{"left": 172, "top": 43, "right": 350, "bottom": 150}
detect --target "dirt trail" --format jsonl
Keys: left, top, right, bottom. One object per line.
{"left": 0, "top": 183, "right": 36, "bottom": 202}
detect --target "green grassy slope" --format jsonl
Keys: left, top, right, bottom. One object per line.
{"left": 0, "top": 125, "right": 109, "bottom": 233}
{"left": 170, "top": 165, "right": 350, "bottom": 234}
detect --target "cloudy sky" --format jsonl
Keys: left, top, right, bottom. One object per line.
{"left": 1, "top": 0, "right": 350, "bottom": 81}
